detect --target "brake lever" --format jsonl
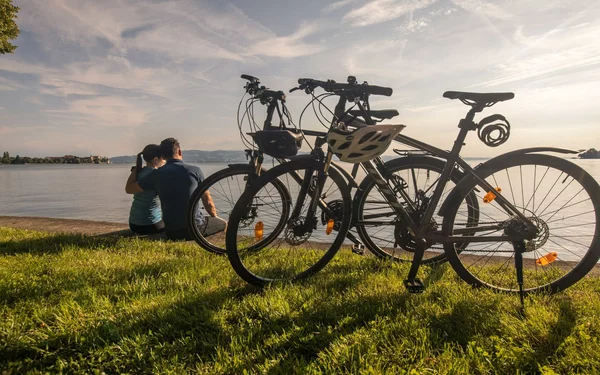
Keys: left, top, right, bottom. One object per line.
{"left": 289, "top": 87, "right": 300, "bottom": 93}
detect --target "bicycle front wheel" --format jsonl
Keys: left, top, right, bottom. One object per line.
{"left": 226, "top": 158, "right": 352, "bottom": 286}
{"left": 443, "top": 154, "right": 600, "bottom": 294}
{"left": 187, "top": 165, "right": 290, "bottom": 255}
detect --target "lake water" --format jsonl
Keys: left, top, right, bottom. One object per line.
{"left": 1, "top": 159, "right": 599, "bottom": 224}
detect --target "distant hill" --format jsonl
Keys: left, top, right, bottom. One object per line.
{"left": 110, "top": 150, "right": 250, "bottom": 164}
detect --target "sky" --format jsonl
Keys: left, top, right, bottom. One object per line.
{"left": 0, "top": 0, "right": 599, "bottom": 157}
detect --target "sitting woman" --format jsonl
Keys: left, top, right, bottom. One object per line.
{"left": 126, "top": 144, "right": 165, "bottom": 235}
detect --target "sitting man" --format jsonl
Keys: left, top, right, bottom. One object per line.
{"left": 125, "top": 137, "right": 226, "bottom": 240}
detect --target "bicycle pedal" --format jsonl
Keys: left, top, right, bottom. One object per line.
{"left": 403, "top": 279, "right": 425, "bottom": 293}
{"left": 351, "top": 243, "right": 365, "bottom": 255}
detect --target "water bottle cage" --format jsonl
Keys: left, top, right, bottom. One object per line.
{"left": 477, "top": 114, "right": 511, "bottom": 147}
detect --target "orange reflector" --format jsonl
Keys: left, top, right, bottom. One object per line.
{"left": 326, "top": 219, "right": 334, "bottom": 235}
{"left": 483, "top": 187, "right": 502, "bottom": 203}
{"left": 254, "top": 221, "right": 264, "bottom": 240}
{"left": 536, "top": 252, "right": 558, "bottom": 266}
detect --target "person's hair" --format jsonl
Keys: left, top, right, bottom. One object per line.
{"left": 136, "top": 144, "right": 162, "bottom": 173}
{"left": 160, "top": 138, "right": 181, "bottom": 159}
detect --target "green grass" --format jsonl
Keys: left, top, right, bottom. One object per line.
{"left": 1, "top": 227, "right": 599, "bottom": 374}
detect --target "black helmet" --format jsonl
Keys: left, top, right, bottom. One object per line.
{"left": 252, "top": 129, "right": 303, "bottom": 158}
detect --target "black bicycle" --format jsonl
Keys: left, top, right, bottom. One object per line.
{"left": 188, "top": 75, "right": 477, "bottom": 266}
{"left": 225, "top": 78, "right": 600, "bottom": 304}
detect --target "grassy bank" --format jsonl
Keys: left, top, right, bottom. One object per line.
{"left": 1, "top": 227, "right": 599, "bottom": 374}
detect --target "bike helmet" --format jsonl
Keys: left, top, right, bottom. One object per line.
{"left": 327, "top": 124, "right": 406, "bottom": 163}
{"left": 252, "top": 129, "right": 303, "bottom": 158}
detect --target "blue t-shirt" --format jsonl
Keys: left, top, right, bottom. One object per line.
{"left": 138, "top": 159, "right": 204, "bottom": 233}
{"left": 129, "top": 167, "right": 162, "bottom": 226}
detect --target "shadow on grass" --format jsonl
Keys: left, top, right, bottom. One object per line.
{"left": 0, "top": 256, "right": 191, "bottom": 307}
{"left": 2, "top": 286, "right": 247, "bottom": 373}
{"left": 0, "top": 232, "right": 120, "bottom": 256}
{"left": 0, "top": 229, "right": 181, "bottom": 256}
{"left": 428, "top": 292, "right": 577, "bottom": 360}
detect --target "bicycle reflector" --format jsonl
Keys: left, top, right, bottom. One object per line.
{"left": 255, "top": 221, "right": 264, "bottom": 240}
{"left": 483, "top": 187, "right": 502, "bottom": 203}
{"left": 536, "top": 252, "right": 558, "bottom": 266}
{"left": 326, "top": 219, "right": 334, "bottom": 235}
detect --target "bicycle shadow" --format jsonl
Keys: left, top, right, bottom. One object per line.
{"left": 427, "top": 292, "right": 577, "bottom": 355}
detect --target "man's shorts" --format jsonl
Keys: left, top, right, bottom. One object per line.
{"left": 197, "top": 216, "right": 227, "bottom": 236}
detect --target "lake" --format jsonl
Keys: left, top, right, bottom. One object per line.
{"left": 1, "top": 158, "right": 599, "bottom": 224}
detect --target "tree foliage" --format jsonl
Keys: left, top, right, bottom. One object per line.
{"left": 0, "top": 0, "right": 20, "bottom": 54}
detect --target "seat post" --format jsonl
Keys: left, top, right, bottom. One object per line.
{"left": 450, "top": 107, "right": 479, "bottom": 157}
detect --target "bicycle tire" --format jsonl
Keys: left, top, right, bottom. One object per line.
{"left": 354, "top": 156, "right": 479, "bottom": 265}
{"left": 226, "top": 158, "right": 352, "bottom": 286}
{"left": 187, "top": 164, "right": 290, "bottom": 255}
{"left": 442, "top": 153, "right": 600, "bottom": 294}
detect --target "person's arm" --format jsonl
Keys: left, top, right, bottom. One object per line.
{"left": 125, "top": 167, "right": 144, "bottom": 194}
{"left": 201, "top": 190, "right": 218, "bottom": 217}
{"left": 125, "top": 167, "right": 155, "bottom": 194}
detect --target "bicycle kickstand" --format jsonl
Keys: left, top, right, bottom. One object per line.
{"left": 513, "top": 241, "right": 526, "bottom": 311}
{"left": 404, "top": 241, "right": 426, "bottom": 293}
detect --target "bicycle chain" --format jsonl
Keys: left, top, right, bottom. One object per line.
{"left": 384, "top": 221, "right": 508, "bottom": 252}
{"left": 418, "top": 221, "right": 506, "bottom": 252}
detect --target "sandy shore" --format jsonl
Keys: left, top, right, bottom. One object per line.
{"left": 0, "top": 216, "right": 129, "bottom": 236}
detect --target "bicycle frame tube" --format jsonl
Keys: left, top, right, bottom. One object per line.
{"left": 360, "top": 160, "right": 419, "bottom": 235}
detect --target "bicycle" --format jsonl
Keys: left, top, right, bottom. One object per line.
{"left": 188, "top": 75, "right": 476, "bottom": 266}
{"left": 225, "top": 77, "right": 600, "bottom": 305}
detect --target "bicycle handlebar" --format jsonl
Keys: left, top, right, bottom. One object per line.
{"left": 296, "top": 78, "right": 393, "bottom": 97}
{"left": 258, "top": 89, "right": 286, "bottom": 101}
{"left": 241, "top": 74, "right": 285, "bottom": 101}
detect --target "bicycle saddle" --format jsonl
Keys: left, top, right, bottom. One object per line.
{"left": 443, "top": 91, "right": 514, "bottom": 104}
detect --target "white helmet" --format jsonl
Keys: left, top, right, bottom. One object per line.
{"left": 327, "top": 124, "right": 406, "bottom": 163}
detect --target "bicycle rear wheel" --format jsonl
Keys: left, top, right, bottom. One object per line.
{"left": 354, "top": 156, "right": 479, "bottom": 265}
{"left": 226, "top": 158, "right": 352, "bottom": 286}
{"left": 443, "top": 154, "right": 600, "bottom": 294}
{"left": 187, "top": 165, "right": 290, "bottom": 254}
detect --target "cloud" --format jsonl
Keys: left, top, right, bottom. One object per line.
{"left": 44, "top": 96, "right": 150, "bottom": 128}
{"left": 344, "top": 0, "right": 438, "bottom": 27}
{"left": 476, "top": 22, "right": 600, "bottom": 87}
{"left": 0, "top": 76, "right": 26, "bottom": 91}
{"left": 322, "top": 0, "right": 356, "bottom": 13}
{"left": 450, "top": 0, "right": 513, "bottom": 20}
{"left": 249, "top": 22, "right": 324, "bottom": 58}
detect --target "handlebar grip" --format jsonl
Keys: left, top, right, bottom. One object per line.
{"left": 241, "top": 74, "right": 259, "bottom": 82}
{"left": 364, "top": 85, "right": 393, "bottom": 97}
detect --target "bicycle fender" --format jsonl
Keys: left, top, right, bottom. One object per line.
{"left": 437, "top": 147, "right": 578, "bottom": 217}
{"left": 226, "top": 163, "right": 254, "bottom": 169}
{"left": 486, "top": 147, "right": 579, "bottom": 160}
